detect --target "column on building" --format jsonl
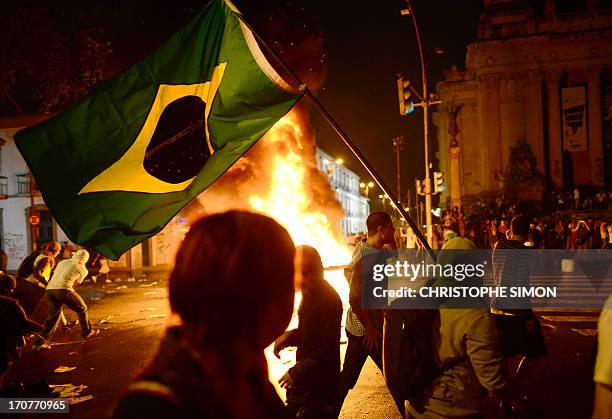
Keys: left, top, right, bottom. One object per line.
{"left": 523, "top": 70, "right": 545, "bottom": 174}
{"left": 449, "top": 143, "right": 462, "bottom": 209}
{"left": 477, "top": 73, "right": 502, "bottom": 192}
{"left": 545, "top": 69, "right": 564, "bottom": 187}
{"left": 586, "top": 65, "right": 605, "bottom": 185}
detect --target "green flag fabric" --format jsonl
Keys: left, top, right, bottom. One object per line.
{"left": 15, "top": 0, "right": 301, "bottom": 260}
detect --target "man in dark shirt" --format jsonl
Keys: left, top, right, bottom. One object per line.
{"left": 274, "top": 245, "right": 342, "bottom": 419}
{"left": 492, "top": 215, "right": 547, "bottom": 415}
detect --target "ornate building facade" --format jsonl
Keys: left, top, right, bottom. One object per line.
{"left": 434, "top": 0, "right": 612, "bottom": 205}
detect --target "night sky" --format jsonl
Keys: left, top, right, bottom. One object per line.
{"left": 301, "top": 0, "right": 482, "bottom": 205}
{"left": 1, "top": 0, "right": 483, "bottom": 203}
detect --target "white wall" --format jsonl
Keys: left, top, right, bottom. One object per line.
{"left": 0, "top": 127, "right": 70, "bottom": 270}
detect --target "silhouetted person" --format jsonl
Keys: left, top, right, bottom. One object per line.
{"left": 274, "top": 245, "right": 342, "bottom": 419}
{"left": 26, "top": 242, "right": 61, "bottom": 289}
{"left": 406, "top": 237, "right": 510, "bottom": 418}
{"left": 0, "top": 293, "right": 41, "bottom": 379}
{"left": 112, "top": 211, "right": 296, "bottom": 419}
{"left": 338, "top": 211, "right": 402, "bottom": 415}
{"left": 492, "top": 215, "right": 547, "bottom": 416}
{"left": 14, "top": 242, "right": 59, "bottom": 316}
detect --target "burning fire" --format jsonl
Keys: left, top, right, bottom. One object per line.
{"left": 194, "top": 105, "right": 352, "bottom": 390}
{"left": 248, "top": 113, "right": 350, "bottom": 269}
{"left": 197, "top": 103, "right": 351, "bottom": 268}
{"left": 195, "top": 104, "right": 351, "bottom": 301}
{"left": 245, "top": 110, "right": 351, "bottom": 305}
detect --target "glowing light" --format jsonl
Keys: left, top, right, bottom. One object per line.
{"left": 247, "top": 112, "right": 350, "bottom": 269}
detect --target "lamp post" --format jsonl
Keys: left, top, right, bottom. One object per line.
{"left": 28, "top": 173, "right": 38, "bottom": 252}
{"left": 399, "top": 0, "right": 440, "bottom": 246}
{"left": 378, "top": 194, "right": 389, "bottom": 210}
{"left": 360, "top": 181, "right": 375, "bottom": 199}
{"left": 392, "top": 136, "right": 405, "bottom": 206}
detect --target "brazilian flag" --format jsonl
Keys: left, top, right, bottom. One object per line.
{"left": 15, "top": 0, "right": 301, "bottom": 259}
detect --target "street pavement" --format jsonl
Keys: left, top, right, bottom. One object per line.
{"left": 2, "top": 275, "right": 601, "bottom": 419}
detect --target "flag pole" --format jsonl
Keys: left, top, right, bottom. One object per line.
{"left": 233, "top": 7, "right": 434, "bottom": 258}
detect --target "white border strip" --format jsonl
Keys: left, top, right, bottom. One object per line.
{"left": 224, "top": 0, "right": 294, "bottom": 92}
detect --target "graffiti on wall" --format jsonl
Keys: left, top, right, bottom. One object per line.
{"left": 153, "top": 219, "right": 184, "bottom": 266}
{"left": 4, "top": 232, "right": 27, "bottom": 269}
{"left": 153, "top": 228, "right": 173, "bottom": 266}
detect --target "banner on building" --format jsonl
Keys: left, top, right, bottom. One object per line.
{"left": 561, "top": 86, "right": 587, "bottom": 152}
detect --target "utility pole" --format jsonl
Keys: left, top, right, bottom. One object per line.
{"left": 28, "top": 173, "right": 38, "bottom": 252}
{"left": 397, "top": 0, "right": 441, "bottom": 246}
{"left": 392, "top": 136, "right": 405, "bottom": 210}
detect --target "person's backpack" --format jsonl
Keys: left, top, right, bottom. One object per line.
{"left": 383, "top": 306, "right": 438, "bottom": 402}
{"left": 382, "top": 287, "right": 466, "bottom": 405}
{"left": 16, "top": 252, "right": 40, "bottom": 279}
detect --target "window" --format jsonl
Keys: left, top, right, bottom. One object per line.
{"left": 17, "top": 174, "right": 39, "bottom": 195}
{"left": 0, "top": 177, "right": 7, "bottom": 199}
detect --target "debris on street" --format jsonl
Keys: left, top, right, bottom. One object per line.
{"left": 54, "top": 366, "right": 77, "bottom": 374}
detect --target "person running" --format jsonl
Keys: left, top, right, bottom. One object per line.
{"left": 337, "top": 211, "right": 403, "bottom": 415}
{"left": 274, "top": 245, "right": 342, "bottom": 419}
{"left": 32, "top": 249, "right": 98, "bottom": 350}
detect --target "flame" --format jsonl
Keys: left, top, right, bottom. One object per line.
{"left": 195, "top": 106, "right": 353, "bottom": 392}
{"left": 196, "top": 105, "right": 351, "bottom": 300}
{"left": 248, "top": 115, "right": 350, "bottom": 269}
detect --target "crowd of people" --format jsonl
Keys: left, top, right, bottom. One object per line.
{"left": 424, "top": 192, "right": 612, "bottom": 251}
{"left": 110, "top": 210, "right": 610, "bottom": 418}
{"left": 0, "top": 241, "right": 105, "bottom": 386}
{"left": 1, "top": 209, "right": 610, "bottom": 418}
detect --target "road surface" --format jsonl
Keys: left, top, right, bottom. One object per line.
{"left": 2, "top": 275, "right": 600, "bottom": 418}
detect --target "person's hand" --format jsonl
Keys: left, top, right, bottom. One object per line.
{"left": 362, "top": 327, "right": 382, "bottom": 352}
{"left": 273, "top": 331, "right": 291, "bottom": 358}
{"left": 278, "top": 371, "right": 294, "bottom": 389}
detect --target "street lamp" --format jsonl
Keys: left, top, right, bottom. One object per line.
{"left": 398, "top": 0, "right": 441, "bottom": 247}
{"left": 322, "top": 158, "right": 343, "bottom": 177}
{"left": 378, "top": 193, "right": 389, "bottom": 209}
{"left": 392, "top": 136, "right": 405, "bottom": 206}
{"left": 360, "top": 181, "right": 375, "bottom": 199}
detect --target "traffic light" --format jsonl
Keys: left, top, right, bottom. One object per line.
{"left": 396, "top": 76, "right": 414, "bottom": 115}
{"left": 433, "top": 171, "right": 445, "bottom": 193}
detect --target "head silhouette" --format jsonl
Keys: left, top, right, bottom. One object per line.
{"left": 294, "top": 245, "right": 324, "bottom": 296}
{"left": 169, "top": 211, "right": 295, "bottom": 350}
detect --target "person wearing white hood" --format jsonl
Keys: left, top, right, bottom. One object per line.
{"left": 33, "top": 249, "right": 99, "bottom": 350}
